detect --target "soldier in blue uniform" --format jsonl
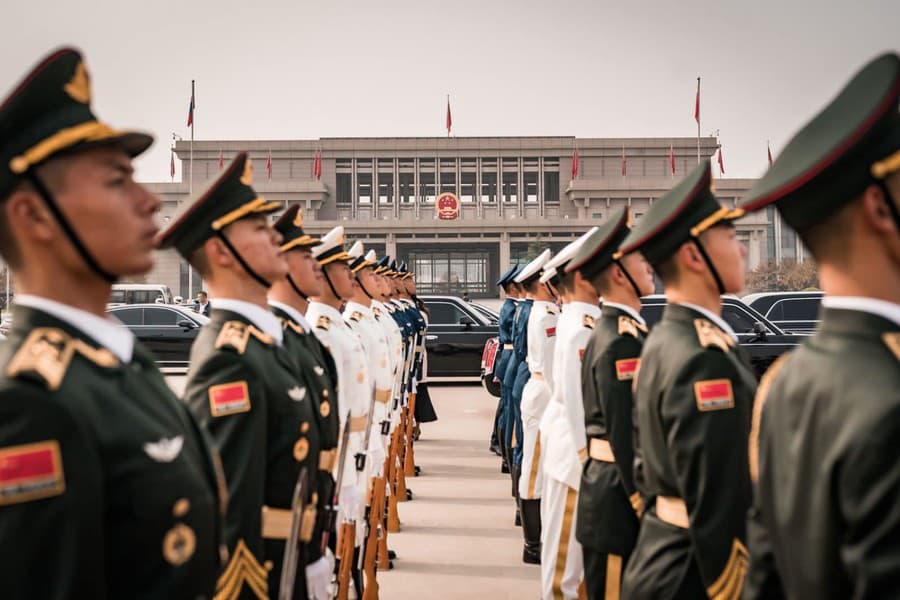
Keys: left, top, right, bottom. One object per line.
{"left": 491, "top": 264, "right": 520, "bottom": 465}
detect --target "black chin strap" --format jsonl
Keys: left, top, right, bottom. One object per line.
{"left": 27, "top": 171, "right": 118, "bottom": 283}
{"left": 356, "top": 275, "right": 374, "bottom": 299}
{"left": 321, "top": 266, "right": 341, "bottom": 301}
{"left": 691, "top": 237, "right": 726, "bottom": 295}
{"left": 215, "top": 231, "right": 271, "bottom": 289}
{"left": 286, "top": 274, "right": 308, "bottom": 301}
{"left": 614, "top": 259, "right": 643, "bottom": 299}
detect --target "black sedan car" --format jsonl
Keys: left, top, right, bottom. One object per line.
{"left": 419, "top": 295, "right": 499, "bottom": 378}
{"left": 640, "top": 295, "right": 807, "bottom": 379}
{"left": 108, "top": 303, "right": 208, "bottom": 369}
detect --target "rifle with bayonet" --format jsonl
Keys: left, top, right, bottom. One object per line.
{"left": 321, "top": 412, "right": 352, "bottom": 555}
{"left": 278, "top": 466, "right": 310, "bottom": 600}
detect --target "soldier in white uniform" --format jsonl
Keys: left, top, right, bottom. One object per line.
{"left": 539, "top": 229, "right": 599, "bottom": 599}
{"left": 306, "top": 226, "right": 371, "bottom": 594}
{"left": 344, "top": 243, "right": 392, "bottom": 489}
{"left": 515, "top": 249, "right": 559, "bottom": 564}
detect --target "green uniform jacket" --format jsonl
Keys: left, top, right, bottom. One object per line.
{"left": 184, "top": 309, "right": 321, "bottom": 600}
{"left": 622, "top": 303, "right": 756, "bottom": 600}
{"left": 577, "top": 304, "right": 646, "bottom": 555}
{"left": 271, "top": 304, "right": 340, "bottom": 550}
{"left": 745, "top": 307, "right": 900, "bottom": 599}
{"left": 0, "top": 307, "right": 222, "bottom": 599}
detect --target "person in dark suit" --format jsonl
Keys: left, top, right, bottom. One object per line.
{"left": 619, "top": 160, "right": 756, "bottom": 600}
{"left": 194, "top": 290, "right": 211, "bottom": 316}
{"left": 740, "top": 52, "right": 900, "bottom": 600}
{"left": 0, "top": 48, "right": 223, "bottom": 598}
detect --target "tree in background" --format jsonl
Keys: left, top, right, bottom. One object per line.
{"left": 745, "top": 259, "right": 819, "bottom": 293}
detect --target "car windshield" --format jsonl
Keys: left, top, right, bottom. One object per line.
{"left": 469, "top": 303, "right": 499, "bottom": 324}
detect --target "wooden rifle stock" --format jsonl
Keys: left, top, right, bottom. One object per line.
{"left": 387, "top": 426, "right": 402, "bottom": 531}
{"left": 362, "top": 477, "right": 384, "bottom": 600}
{"left": 336, "top": 521, "right": 355, "bottom": 600}
{"left": 403, "top": 392, "right": 417, "bottom": 477}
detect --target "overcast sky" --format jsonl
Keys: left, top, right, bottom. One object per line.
{"left": 3, "top": 0, "right": 898, "bottom": 181}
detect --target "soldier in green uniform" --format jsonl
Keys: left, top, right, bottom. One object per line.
{"left": 618, "top": 160, "right": 757, "bottom": 600}
{"left": 267, "top": 205, "right": 342, "bottom": 557}
{"left": 157, "top": 153, "right": 331, "bottom": 600}
{"left": 739, "top": 52, "right": 900, "bottom": 599}
{"left": 567, "top": 207, "right": 656, "bottom": 599}
{"left": 0, "top": 48, "right": 223, "bottom": 598}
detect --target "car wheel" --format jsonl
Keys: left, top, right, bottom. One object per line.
{"left": 482, "top": 374, "right": 501, "bottom": 398}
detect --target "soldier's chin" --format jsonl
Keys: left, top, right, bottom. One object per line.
{"left": 114, "top": 255, "right": 156, "bottom": 277}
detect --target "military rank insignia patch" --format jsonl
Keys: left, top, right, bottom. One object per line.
{"left": 583, "top": 314, "right": 595, "bottom": 329}
{"left": 579, "top": 348, "right": 585, "bottom": 361}
{"left": 694, "top": 379, "right": 735, "bottom": 411}
{"left": 615, "top": 358, "right": 640, "bottom": 381}
{"left": 0, "top": 440, "right": 65, "bottom": 506}
{"left": 546, "top": 327, "right": 556, "bottom": 337}
{"left": 209, "top": 381, "right": 251, "bottom": 417}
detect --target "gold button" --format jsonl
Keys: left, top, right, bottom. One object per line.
{"left": 301, "top": 422, "right": 310, "bottom": 433}
{"left": 173, "top": 498, "right": 191, "bottom": 518}
{"left": 322, "top": 390, "right": 329, "bottom": 399}
{"left": 264, "top": 560, "right": 274, "bottom": 571}
{"left": 163, "top": 523, "right": 196, "bottom": 566}
{"left": 294, "top": 438, "right": 309, "bottom": 462}
{"left": 320, "top": 401, "right": 331, "bottom": 417}
{"left": 357, "top": 372, "right": 364, "bottom": 383}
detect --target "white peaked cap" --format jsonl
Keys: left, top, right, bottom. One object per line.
{"left": 514, "top": 248, "right": 552, "bottom": 283}
{"left": 544, "top": 226, "right": 599, "bottom": 272}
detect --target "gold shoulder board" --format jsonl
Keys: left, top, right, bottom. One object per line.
{"left": 693, "top": 319, "right": 734, "bottom": 353}
{"left": 215, "top": 321, "right": 251, "bottom": 355}
{"left": 7, "top": 328, "right": 75, "bottom": 391}
{"left": 316, "top": 315, "right": 330, "bottom": 331}
{"left": 247, "top": 325, "right": 274, "bottom": 346}
{"left": 583, "top": 314, "right": 595, "bottom": 329}
{"left": 883, "top": 332, "right": 900, "bottom": 361}
{"left": 618, "top": 316, "right": 638, "bottom": 338}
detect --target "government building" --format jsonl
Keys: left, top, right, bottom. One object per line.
{"left": 145, "top": 136, "right": 805, "bottom": 299}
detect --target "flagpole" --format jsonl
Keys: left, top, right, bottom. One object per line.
{"left": 188, "top": 79, "right": 195, "bottom": 297}
{"left": 696, "top": 77, "right": 701, "bottom": 164}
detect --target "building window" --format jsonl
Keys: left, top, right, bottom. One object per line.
{"left": 781, "top": 221, "right": 797, "bottom": 260}
{"left": 460, "top": 157, "right": 477, "bottom": 168}
{"left": 440, "top": 172, "right": 456, "bottom": 195}
{"left": 766, "top": 206, "right": 776, "bottom": 260}
{"left": 378, "top": 173, "right": 393, "bottom": 205}
{"left": 377, "top": 158, "right": 394, "bottom": 170}
{"left": 543, "top": 171, "right": 559, "bottom": 204}
{"left": 398, "top": 157, "right": 415, "bottom": 168}
{"left": 502, "top": 172, "right": 518, "bottom": 204}
{"left": 406, "top": 249, "right": 491, "bottom": 296}
{"left": 419, "top": 172, "right": 435, "bottom": 204}
{"left": 460, "top": 172, "right": 476, "bottom": 203}
{"left": 481, "top": 172, "right": 497, "bottom": 203}
{"left": 399, "top": 172, "right": 415, "bottom": 204}
{"left": 179, "top": 262, "right": 202, "bottom": 299}
{"left": 524, "top": 172, "right": 538, "bottom": 203}
{"left": 440, "top": 158, "right": 456, "bottom": 169}
{"left": 336, "top": 173, "right": 352, "bottom": 205}
{"left": 358, "top": 173, "right": 372, "bottom": 204}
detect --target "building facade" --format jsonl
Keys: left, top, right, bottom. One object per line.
{"left": 144, "top": 136, "right": 804, "bottom": 299}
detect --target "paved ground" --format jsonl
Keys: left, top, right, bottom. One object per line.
{"left": 377, "top": 383, "right": 540, "bottom": 599}
{"left": 164, "top": 377, "right": 539, "bottom": 598}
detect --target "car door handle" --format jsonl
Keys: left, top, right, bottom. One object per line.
{"left": 426, "top": 335, "right": 438, "bottom": 341}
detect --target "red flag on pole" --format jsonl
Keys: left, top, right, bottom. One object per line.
{"left": 266, "top": 150, "right": 273, "bottom": 180}
{"left": 312, "top": 150, "right": 322, "bottom": 180}
{"left": 621, "top": 146, "right": 627, "bottom": 176}
{"left": 717, "top": 146, "right": 725, "bottom": 175}
{"left": 218, "top": 149, "right": 224, "bottom": 171}
{"left": 170, "top": 148, "right": 175, "bottom": 180}
{"left": 669, "top": 144, "right": 676, "bottom": 175}
{"left": 694, "top": 78, "right": 700, "bottom": 124}
{"left": 767, "top": 142, "right": 773, "bottom": 167}
{"left": 187, "top": 83, "right": 195, "bottom": 127}
{"left": 445, "top": 95, "right": 452, "bottom": 136}
{"left": 571, "top": 147, "right": 579, "bottom": 179}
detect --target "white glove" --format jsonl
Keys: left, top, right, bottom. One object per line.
{"left": 339, "top": 484, "right": 361, "bottom": 520}
{"left": 305, "top": 551, "right": 333, "bottom": 600}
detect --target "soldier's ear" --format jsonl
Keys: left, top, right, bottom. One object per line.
{"left": 6, "top": 184, "right": 57, "bottom": 244}
{"left": 203, "top": 236, "right": 235, "bottom": 268}
{"left": 860, "top": 183, "right": 899, "bottom": 237}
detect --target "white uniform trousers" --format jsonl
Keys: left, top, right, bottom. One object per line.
{"left": 541, "top": 478, "right": 583, "bottom": 600}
